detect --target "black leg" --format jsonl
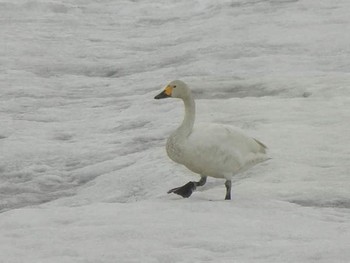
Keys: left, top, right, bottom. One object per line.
{"left": 196, "top": 176, "right": 207, "bottom": 187}
{"left": 168, "top": 176, "right": 207, "bottom": 198}
{"left": 225, "top": 180, "right": 231, "bottom": 200}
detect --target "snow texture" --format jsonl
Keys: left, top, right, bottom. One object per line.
{"left": 1, "top": 0, "right": 350, "bottom": 262}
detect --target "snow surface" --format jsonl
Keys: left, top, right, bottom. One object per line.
{"left": 1, "top": 0, "right": 350, "bottom": 262}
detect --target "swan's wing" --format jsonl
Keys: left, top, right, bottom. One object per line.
{"left": 183, "top": 123, "right": 267, "bottom": 176}
{"left": 189, "top": 123, "right": 266, "bottom": 155}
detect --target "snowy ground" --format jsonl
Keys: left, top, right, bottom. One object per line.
{"left": 1, "top": 0, "right": 350, "bottom": 262}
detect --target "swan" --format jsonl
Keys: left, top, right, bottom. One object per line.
{"left": 154, "top": 80, "right": 268, "bottom": 200}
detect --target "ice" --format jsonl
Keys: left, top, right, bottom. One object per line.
{"left": 1, "top": 0, "right": 350, "bottom": 262}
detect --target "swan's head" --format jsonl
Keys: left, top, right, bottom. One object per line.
{"left": 154, "top": 80, "right": 190, "bottom": 100}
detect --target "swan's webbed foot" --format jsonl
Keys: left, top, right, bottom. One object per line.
{"left": 168, "top": 177, "right": 207, "bottom": 198}
{"left": 167, "top": 182, "right": 196, "bottom": 198}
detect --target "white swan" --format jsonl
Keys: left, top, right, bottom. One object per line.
{"left": 155, "top": 80, "right": 268, "bottom": 200}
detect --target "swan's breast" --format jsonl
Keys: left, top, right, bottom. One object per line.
{"left": 166, "top": 135, "right": 184, "bottom": 164}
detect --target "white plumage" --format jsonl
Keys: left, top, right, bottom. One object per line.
{"left": 155, "top": 80, "right": 268, "bottom": 200}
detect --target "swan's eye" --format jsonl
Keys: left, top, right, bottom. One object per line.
{"left": 173, "top": 85, "right": 177, "bottom": 88}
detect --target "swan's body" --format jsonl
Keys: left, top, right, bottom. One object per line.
{"left": 167, "top": 123, "right": 267, "bottom": 179}
{"left": 155, "top": 80, "right": 268, "bottom": 200}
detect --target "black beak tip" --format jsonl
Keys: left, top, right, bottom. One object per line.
{"left": 154, "top": 91, "right": 170, "bottom": 100}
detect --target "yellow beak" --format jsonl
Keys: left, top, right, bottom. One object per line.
{"left": 154, "top": 86, "right": 172, "bottom": 99}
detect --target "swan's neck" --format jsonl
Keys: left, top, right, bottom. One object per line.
{"left": 177, "top": 94, "right": 195, "bottom": 137}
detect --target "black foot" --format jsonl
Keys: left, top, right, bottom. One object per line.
{"left": 167, "top": 182, "right": 196, "bottom": 198}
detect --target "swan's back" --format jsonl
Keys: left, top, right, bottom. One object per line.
{"left": 179, "top": 123, "right": 267, "bottom": 179}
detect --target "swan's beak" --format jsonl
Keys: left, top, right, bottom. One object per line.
{"left": 154, "top": 86, "right": 172, "bottom": 99}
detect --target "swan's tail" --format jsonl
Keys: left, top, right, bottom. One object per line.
{"left": 253, "top": 138, "right": 267, "bottom": 153}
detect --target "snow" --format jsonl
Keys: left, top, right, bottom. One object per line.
{"left": 1, "top": 0, "right": 350, "bottom": 262}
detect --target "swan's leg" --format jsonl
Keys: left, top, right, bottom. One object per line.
{"left": 196, "top": 176, "right": 207, "bottom": 187}
{"left": 167, "top": 176, "right": 207, "bottom": 198}
{"left": 225, "top": 180, "right": 232, "bottom": 200}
